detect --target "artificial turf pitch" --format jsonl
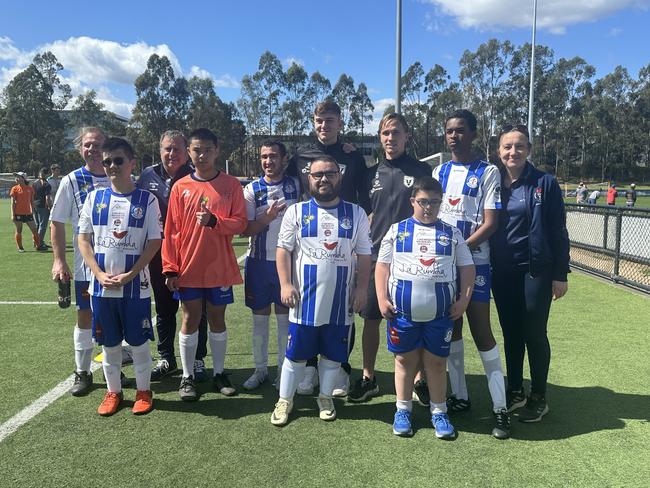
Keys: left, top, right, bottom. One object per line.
{"left": 0, "top": 199, "right": 648, "bottom": 488}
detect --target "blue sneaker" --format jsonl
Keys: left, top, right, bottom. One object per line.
{"left": 432, "top": 412, "right": 456, "bottom": 439}
{"left": 392, "top": 409, "right": 413, "bottom": 437}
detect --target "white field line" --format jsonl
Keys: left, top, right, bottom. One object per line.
{"left": 0, "top": 361, "right": 102, "bottom": 443}
{"left": 0, "top": 252, "right": 248, "bottom": 443}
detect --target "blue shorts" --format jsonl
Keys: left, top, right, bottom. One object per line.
{"left": 173, "top": 286, "right": 234, "bottom": 306}
{"left": 91, "top": 296, "right": 154, "bottom": 347}
{"left": 387, "top": 315, "right": 453, "bottom": 357}
{"left": 244, "top": 257, "right": 281, "bottom": 310}
{"left": 75, "top": 281, "right": 91, "bottom": 310}
{"left": 470, "top": 264, "right": 491, "bottom": 303}
{"left": 286, "top": 322, "right": 352, "bottom": 363}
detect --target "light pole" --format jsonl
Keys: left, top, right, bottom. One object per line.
{"left": 527, "top": 0, "right": 538, "bottom": 150}
{"left": 395, "top": 0, "right": 402, "bottom": 114}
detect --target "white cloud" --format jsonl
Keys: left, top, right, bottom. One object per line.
{"left": 608, "top": 27, "right": 623, "bottom": 37}
{"left": 283, "top": 56, "right": 305, "bottom": 68}
{"left": 187, "top": 66, "right": 240, "bottom": 89}
{"left": 365, "top": 98, "right": 395, "bottom": 134}
{"left": 422, "top": 0, "right": 650, "bottom": 34}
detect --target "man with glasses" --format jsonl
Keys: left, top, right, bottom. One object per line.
{"left": 351, "top": 113, "right": 431, "bottom": 403}
{"left": 271, "top": 156, "right": 371, "bottom": 426}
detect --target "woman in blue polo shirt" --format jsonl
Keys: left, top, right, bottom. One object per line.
{"left": 490, "top": 125, "right": 570, "bottom": 424}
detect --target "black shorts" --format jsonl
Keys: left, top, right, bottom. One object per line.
{"left": 14, "top": 214, "right": 34, "bottom": 223}
{"left": 361, "top": 261, "right": 383, "bottom": 321}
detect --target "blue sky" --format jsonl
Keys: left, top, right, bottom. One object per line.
{"left": 1, "top": 0, "right": 649, "bottom": 130}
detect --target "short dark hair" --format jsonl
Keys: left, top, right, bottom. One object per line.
{"left": 311, "top": 154, "right": 340, "bottom": 169}
{"left": 260, "top": 139, "right": 287, "bottom": 157}
{"left": 188, "top": 128, "right": 219, "bottom": 147}
{"left": 412, "top": 176, "right": 443, "bottom": 197}
{"left": 314, "top": 100, "right": 341, "bottom": 117}
{"left": 40, "top": 167, "right": 49, "bottom": 175}
{"left": 102, "top": 137, "right": 134, "bottom": 160}
{"left": 446, "top": 109, "right": 477, "bottom": 132}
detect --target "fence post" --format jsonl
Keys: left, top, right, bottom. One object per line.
{"left": 612, "top": 208, "right": 623, "bottom": 281}
{"left": 603, "top": 211, "right": 609, "bottom": 250}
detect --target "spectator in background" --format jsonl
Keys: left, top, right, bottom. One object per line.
{"left": 575, "top": 182, "right": 588, "bottom": 204}
{"left": 625, "top": 184, "right": 637, "bottom": 208}
{"left": 588, "top": 188, "right": 601, "bottom": 205}
{"left": 10, "top": 171, "right": 45, "bottom": 252}
{"left": 607, "top": 183, "right": 617, "bottom": 206}
{"left": 32, "top": 167, "right": 52, "bottom": 247}
{"left": 47, "top": 164, "right": 62, "bottom": 198}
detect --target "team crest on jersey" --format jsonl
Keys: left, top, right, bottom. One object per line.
{"left": 131, "top": 206, "right": 144, "bottom": 220}
{"left": 340, "top": 217, "right": 352, "bottom": 230}
{"left": 403, "top": 176, "right": 414, "bottom": 188}
{"left": 466, "top": 175, "right": 479, "bottom": 189}
{"left": 475, "top": 275, "right": 486, "bottom": 287}
{"left": 140, "top": 278, "right": 149, "bottom": 290}
{"left": 142, "top": 318, "right": 151, "bottom": 329}
{"left": 437, "top": 233, "right": 451, "bottom": 246}
{"left": 444, "top": 329, "right": 453, "bottom": 343}
{"left": 534, "top": 187, "right": 543, "bottom": 203}
{"left": 95, "top": 202, "right": 107, "bottom": 214}
{"left": 397, "top": 230, "right": 411, "bottom": 242}
{"left": 339, "top": 164, "right": 347, "bottom": 175}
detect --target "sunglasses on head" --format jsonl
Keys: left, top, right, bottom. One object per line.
{"left": 101, "top": 157, "right": 126, "bottom": 167}
{"left": 501, "top": 124, "right": 530, "bottom": 139}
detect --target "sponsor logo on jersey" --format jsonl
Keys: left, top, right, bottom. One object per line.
{"left": 323, "top": 241, "right": 338, "bottom": 250}
{"left": 95, "top": 202, "right": 107, "bottom": 214}
{"left": 370, "top": 176, "right": 383, "bottom": 194}
{"left": 113, "top": 219, "right": 122, "bottom": 227}
{"left": 324, "top": 229, "right": 332, "bottom": 236}
{"left": 306, "top": 246, "right": 347, "bottom": 261}
{"left": 466, "top": 175, "right": 479, "bottom": 189}
{"left": 397, "top": 261, "right": 447, "bottom": 278}
{"left": 389, "top": 325, "right": 400, "bottom": 345}
{"left": 397, "top": 231, "right": 411, "bottom": 242}
{"left": 420, "top": 245, "right": 428, "bottom": 253}
{"left": 419, "top": 257, "right": 436, "bottom": 267}
{"left": 339, "top": 164, "right": 347, "bottom": 175}
{"left": 302, "top": 214, "right": 315, "bottom": 226}
{"left": 140, "top": 278, "right": 149, "bottom": 290}
{"left": 403, "top": 176, "right": 414, "bottom": 188}
{"left": 96, "top": 234, "right": 138, "bottom": 250}
{"left": 220, "top": 286, "right": 230, "bottom": 292}
{"left": 534, "top": 187, "right": 543, "bottom": 203}
{"left": 301, "top": 162, "right": 312, "bottom": 174}
{"left": 131, "top": 205, "right": 144, "bottom": 219}
{"left": 448, "top": 197, "right": 461, "bottom": 206}
{"left": 437, "top": 234, "right": 451, "bottom": 246}
{"left": 112, "top": 230, "right": 128, "bottom": 239}
{"left": 475, "top": 275, "right": 486, "bottom": 287}
{"left": 340, "top": 217, "right": 352, "bottom": 230}
{"left": 444, "top": 328, "right": 453, "bottom": 343}
{"left": 149, "top": 182, "right": 159, "bottom": 191}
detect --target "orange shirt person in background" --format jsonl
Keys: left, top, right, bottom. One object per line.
{"left": 162, "top": 128, "right": 247, "bottom": 402}
{"left": 9, "top": 172, "right": 44, "bottom": 252}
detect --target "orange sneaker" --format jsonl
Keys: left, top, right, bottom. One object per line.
{"left": 97, "top": 391, "right": 123, "bottom": 416}
{"left": 132, "top": 390, "right": 153, "bottom": 415}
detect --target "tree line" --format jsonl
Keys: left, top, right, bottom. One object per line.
{"left": 1, "top": 41, "right": 649, "bottom": 182}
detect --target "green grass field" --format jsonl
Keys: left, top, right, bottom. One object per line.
{"left": 0, "top": 200, "right": 648, "bottom": 488}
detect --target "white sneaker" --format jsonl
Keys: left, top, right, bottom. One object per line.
{"left": 296, "top": 366, "right": 318, "bottom": 395}
{"left": 317, "top": 395, "right": 336, "bottom": 421}
{"left": 271, "top": 398, "right": 293, "bottom": 426}
{"left": 243, "top": 369, "right": 268, "bottom": 390}
{"left": 332, "top": 368, "right": 350, "bottom": 397}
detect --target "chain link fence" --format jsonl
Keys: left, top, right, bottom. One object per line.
{"left": 566, "top": 203, "right": 650, "bottom": 293}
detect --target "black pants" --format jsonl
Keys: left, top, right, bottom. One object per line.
{"left": 149, "top": 250, "right": 208, "bottom": 363}
{"left": 492, "top": 265, "right": 553, "bottom": 396}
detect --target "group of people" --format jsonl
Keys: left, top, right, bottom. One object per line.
{"left": 45, "top": 101, "right": 570, "bottom": 441}
{"left": 9, "top": 164, "right": 61, "bottom": 252}
{"left": 576, "top": 181, "right": 638, "bottom": 207}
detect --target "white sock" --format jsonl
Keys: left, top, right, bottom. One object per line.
{"left": 209, "top": 330, "right": 228, "bottom": 376}
{"left": 179, "top": 331, "right": 198, "bottom": 378}
{"left": 279, "top": 357, "right": 305, "bottom": 401}
{"left": 252, "top": 315, "right": 270, "bottom": 370}
{"left": 479, "top": 345, "right": 507, "bottom": 411}
{"left": 396, "top": 399, "right": 412, "bottom": 412}
{"left": 447, "top": 339, "right": 468, "bottom": 400}
{"left": 130, "top": 342, "right": 152, "bottom": 391}
{"left": 102, "top": 345, "right": 122, "bottom": 393}
{"left": 430, "top": 401, "right": 447, "bottom": 415}
{"left": 318, "top": 357, "right": 340, "bottom": 397}
{"left": 74, "top": 326, "right": 94, "bottom": 373}
{"left": 276, "top": 314, "right": 289, "bottom": 369}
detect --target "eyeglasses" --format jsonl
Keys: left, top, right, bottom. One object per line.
{"left": 500, "top": 124, "right": 530, "bottom": 138}
{"left": 101, "top": 157, "right": 126, "bottom": 167}
{"left": 309, "top": 170, "right": 340, "bottom": 180}
{"left": 415, "top": 198, "right": 442, "bottom": 208}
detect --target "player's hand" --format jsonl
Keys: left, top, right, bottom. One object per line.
{"left": 378, "top": 297, "right": 396, "bottom": 320}
{"left": 265, "top": 199, "right": 287, "bottom": 221}
{"left": 552, "top": 280, "right": 568, "bottom": 300}
{"left": 165, "top": 276, "right": 179, "bottom": 292}
{"left": 448, "top": 298, "right": 469, "bottom": 321}
{"left": 342, "top": 142, "right": 356, "bottom": 153}
{"left": 196, "top": 201, "right": 215, "bottom": 227}
{"left": 97, "top": 272, "right": 121, "bottom": 289}
{"left": 112, "top": 272, "right": 135, "bottom": 286}
{"left": 281, "top": 284, "right": 300, "bottom": 308}
{"left": 352, "top": 287, "right": 368, "bottom": 314}
{"left": 52, "top": 259, "right": 72, "bottom": 282}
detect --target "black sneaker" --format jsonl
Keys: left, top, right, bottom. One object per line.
{"left": 446, "top": 395, "right": 471, "bottom": 412}
{"left": 506, "top": 389, "right": 527, "bottom": 412}
{"left": 348, "top": 376, "right": 379, "bottom": 403}
{"left": 413, "top": 379, "right": 430, "bottom": 407}
{"left": 179, "top": 376, "right": 198, "bottom": 402}
{"left": 151, "top": 359, "right": 178, "bottom": 380}
{"left": 518, "top": 394, "right": 549, "bottom": 423}
{"left": 70, "top": 371, "right": 93, "bottom": 396}
{"left": 213, "top": 373, "right": 236, "bottom": 396}
{"left": 492, "top": 408, "right": 511, "bottom": 439}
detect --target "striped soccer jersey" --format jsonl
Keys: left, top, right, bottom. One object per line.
{"left": 277, "top": 198, "right": 371, "bottom": 327}
{"left": 378, "top": 217, "right": 474, "bottom": 322}
{"left": 50, "top": 167, "right": 109, "bottom": 280}
{"left": 432, "top": 160, "right": 501, "bottom": 265}
{"left": 243, "top": 175, "right": 300, "bottom": 261}
{"left": 78, "top": 187, "right": 162, "bottom": 298}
